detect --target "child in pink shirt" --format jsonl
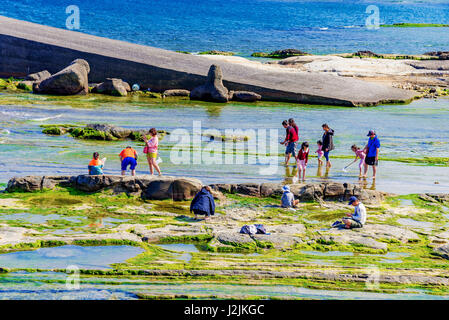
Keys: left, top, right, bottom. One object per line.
{"left": 351, "top": 144, "right": 366, "bottom": 177}
{"left": 316, "top": 140, "right": 324, "bottom": 165}
{"left": 296, "top": 142, "right": 309, "bottom": 181}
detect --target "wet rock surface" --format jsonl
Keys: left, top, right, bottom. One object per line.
{"left": 92, "top": 78, "right": 131, "bottom": 96}
{"left": 25, "top": 70, "right": 51, "bottom": 82}
{"left": 162, "top": 89, "right": 190, "bottom": 97}
{"left": 6, "top": 175, "right": 203, "bottom": 201}
{"left": 210, "top": 181, "right": 386, "bottom": 204}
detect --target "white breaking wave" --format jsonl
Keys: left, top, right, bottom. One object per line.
{"left": 30, "top": 114, "right": 63, "bottom": 122}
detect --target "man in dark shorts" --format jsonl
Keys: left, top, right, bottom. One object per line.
{"left": 363, "top": 130, "right": 380, "bottom": 179}
{"left": 280, "top": 120, "right": 298, "bottom": 165}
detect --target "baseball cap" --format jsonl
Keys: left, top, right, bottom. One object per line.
{"left": 367, "top": 130, "right": 376, "bottom": 136}
{"left": 282, "top": 185, "right": 290, "bottom": 192}
{"left": 348, "top": 196, "right": 358, "bottom": 205}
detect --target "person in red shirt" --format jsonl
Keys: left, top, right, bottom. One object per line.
{"left": 296, "top": 142, "right": 309, "bottom": 181}
{"left": 280, "top": 120, "right": 298, "bottom": 165}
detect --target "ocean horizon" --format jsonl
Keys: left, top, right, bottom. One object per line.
{"left": 2, "top": 0, "right": 449, "bottom": 55}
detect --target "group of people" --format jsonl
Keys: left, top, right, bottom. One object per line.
{"left": 280, "top": 119, "right": 381, "bottom": 181}
{"left": 87, "top": 127, "right": 162, "bottom": 176}
{"left": 281, "top": 185, "right": 366, "bottom": 229}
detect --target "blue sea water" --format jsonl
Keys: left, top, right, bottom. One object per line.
{"left": 1, "top": 0, "right": 449, "bottom": 55}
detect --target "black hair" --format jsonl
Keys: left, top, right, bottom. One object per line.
{"left": 93, "top": 152, "right": 99, "bottom": 159}
{"left": 301, "top": 141, "right": 309, "bottom": 149}
{"left": 317, "top": 140, "right": 322, "bottom": 145}
{"left": 322, "top": 123, "right": 329, "bottom": 129}
{"left": 288, "top": 118, "right": 296, "bottom": 126}
{"left": 282, "top": 120, "right": 288, "bottom": 126}
{"left": 351, "top": 144, "right": 359, "bottom": 150}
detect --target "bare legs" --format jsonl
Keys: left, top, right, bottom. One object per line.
{"left": 363, "top": 164, "right": 376, "bottom": 179}
{"left": 297, "top": 168, "right": 306, "bottom": 181}
{"left": 284, "top": 153, "right": 292, "bottom": 165}
{"left": 147, "top": 156, "right": 162, "bottom": 175}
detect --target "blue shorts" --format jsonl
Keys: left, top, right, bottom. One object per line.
{"left": 121, "top": 157, "right": 137, "bottom": 171}
{"left": 285, "top": 142, "right": 296, "bottom": 155}
{"left": 323, "top": 151, "right": 330, "bottom": 161}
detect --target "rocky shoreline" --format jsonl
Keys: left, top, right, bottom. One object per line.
{"left": 6, "top": 174, "right": 387, "bottom": 204}
{"left": 1, "top": 173, "right": 449, "bottom": 297}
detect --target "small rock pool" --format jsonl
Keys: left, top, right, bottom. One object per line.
{"left": 0, "top": 245, "right": 144, "bottom": 270}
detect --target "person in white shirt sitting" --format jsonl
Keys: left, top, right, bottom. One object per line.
{"left": 341, "top": 196, "right": 366, "bottom": 229}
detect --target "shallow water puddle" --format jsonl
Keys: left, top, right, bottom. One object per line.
{"left": 301, "top": 250, "right": 353, "bottom": 257}
{"left": 0, "top": 213, "right": 83, "bottom": 224}
{"left": 1, "top": 272, "right": 447, "bottom": 300}
{"left": 155, "top": 244, "right": 200, "bottom": 263}
{"left": 0, "top": 245, "right": 144, "bottom": 270}
{"left": 397, "top": 218, "right": 434, "bottom": 230}
{"left": 399, "top": 199, "right": 414, "bottom": 207}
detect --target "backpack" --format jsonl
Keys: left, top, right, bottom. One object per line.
{"left": 240, "top": 224, "right": 267, "bottom": 235}
{"left": 240, "top": 225, "right": 257, "bottom": 235}
{"left": 254, "top": 224, "right": 267, "bottom": 234}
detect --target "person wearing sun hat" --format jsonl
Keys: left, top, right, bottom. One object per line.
{"left": 280, "top": 185, "right": 299, "bottom": 208}
{"left": 339, "top": 196, "right": 366, "bottom": 229}
{"left": 363, "top": 129, "right": 380, "bottom": 179}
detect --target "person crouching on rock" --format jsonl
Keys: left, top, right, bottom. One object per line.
{"left": 88, "top": 152, "right": 104, "bottom": 175}
{"left": 338, "top": 196, "right": 366, "bottom": 229}
{"left": 190, "top": 186, "right": 215, "bottom": 221}
{"left": 143, "top": 128, "right": 162, "bottom": 176}
{"left": 119, "top": 146, "right": 138, "bottom": 176}
{"left": 281, "top": 185, "right": 299, "bottom": 208}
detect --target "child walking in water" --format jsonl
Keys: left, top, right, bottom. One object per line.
{"left": 296, "top": 142, "right": 309, "bottom": 181}
{"left": 143, "top": 128, "right": 162, "bottom": 176}
{"left": 351, "top": 144, "right": 366, "bottom": 177}
{"left": 316, "top": 140, "right": 324, "bottom": 166}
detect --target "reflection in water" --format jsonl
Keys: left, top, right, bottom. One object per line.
{"left": 317, "top": 164, "right": 323, "bottom": 178}
{"left": 358, "top": 178, "right": 376, "bottom": 191}
{"left": 205, "top": 105, "right": 224, "bottom": 117}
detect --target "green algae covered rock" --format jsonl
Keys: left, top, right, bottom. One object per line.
{"left": 42, "top": 127, "right": 63, "bottom": 135}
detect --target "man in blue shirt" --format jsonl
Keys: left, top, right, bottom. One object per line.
{"left": 363, "top": 130, "right": 380, "bottom": 179}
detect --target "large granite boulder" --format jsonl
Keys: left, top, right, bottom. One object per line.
{"left": 33, "top": 59, "right": 90, "bottom": 95}
{"left": 229, "top": 91, "right": 262, "bottom": 102}
{"left": 25, "top": 70, "right": 51, "bottom": 82}
{"left": 92, "top": 78, "right": 131, "bottom": 96}
{"left": 163, "top": 89, "right": 190, "bottom": 97}
{"left": 298, "top": 182, "right": 385, "bottom": 204}
{"left": 6, "top": 175, "right": 202, "bottom": 201}
{"left": 190, "top": 64, "right": 229, "bottom": 102}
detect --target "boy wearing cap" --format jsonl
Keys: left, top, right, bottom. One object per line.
{"left": 341, "top": 196, "right": 366, "bottom": 229}
{"left": 363, "top": 130, "right": 380, "bottom": 179}
{"left": 281, "top": 185, "right": 299, "bottom": 208}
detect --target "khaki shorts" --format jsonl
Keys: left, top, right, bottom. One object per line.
{"left": 344, "top": 218, "right": 363, "bottom": 229}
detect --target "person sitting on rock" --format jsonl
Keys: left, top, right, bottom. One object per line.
{"left": 281, "top": 185, "right": 299, "bottom": 208}
{"left": 333, "top": 196, "right": 366, "bottom": 229}
{"left": 88, "top": 152, "right": 104, "bottom": 175}
{"left": 119, "top": 146, "right": 138, "bottom": 176}
{"left": 190, "top": 186, "right": 215, "bottom": 221}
